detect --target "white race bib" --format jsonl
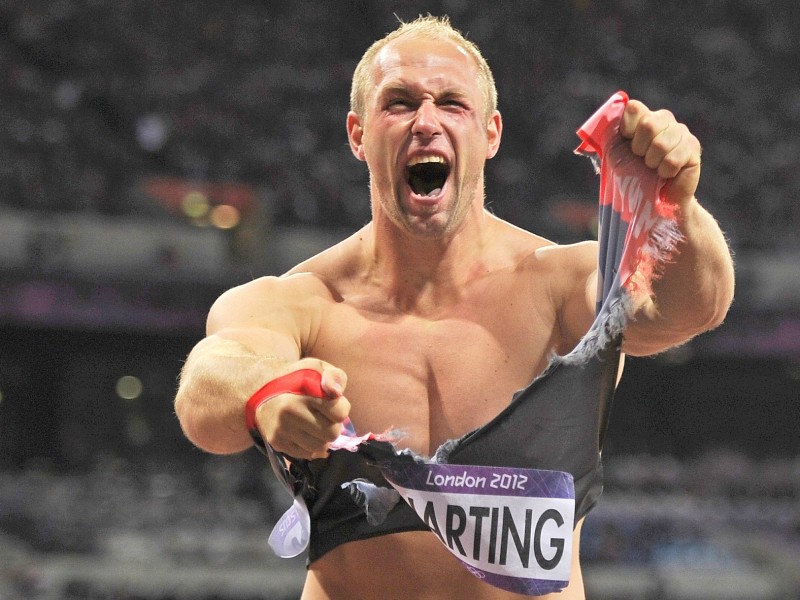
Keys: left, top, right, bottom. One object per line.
{"left": 381, "top": 462, "right": 574, "bottom": 596}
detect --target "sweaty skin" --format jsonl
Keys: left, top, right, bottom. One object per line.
{"left": 175, "top": 30, "right": 734, "bottom": 600}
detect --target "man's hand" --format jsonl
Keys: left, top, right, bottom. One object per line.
{"left": 620, "top": 99, "right": 702, "bottom": 210}
{"left": 256, "top": 358, "right": 351, "bottom": 460}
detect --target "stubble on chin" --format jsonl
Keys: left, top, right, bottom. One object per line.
{"left": 369, "top": 173, "right": 483, "bottom": 239}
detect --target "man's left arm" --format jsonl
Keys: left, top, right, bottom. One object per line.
{"left": 619, "top": 100, "right": 735, "bottom": 356}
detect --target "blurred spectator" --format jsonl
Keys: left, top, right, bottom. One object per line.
{"left": 0, "top": 1, "right": 797, "bottom": 248}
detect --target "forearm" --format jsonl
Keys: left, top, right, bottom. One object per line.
{"left": 627, "top": 198, "right": 735, "bottom": 354}
{"left": 174, "top": 334, "right": 298, "bottom": 454}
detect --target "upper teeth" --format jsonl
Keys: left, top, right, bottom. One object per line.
{"left": 408, "top": 155, "right": 446, "bottom": 167}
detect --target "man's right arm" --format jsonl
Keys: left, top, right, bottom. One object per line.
{"left": 174, "top": 275, "right": 349, "bottom": 458}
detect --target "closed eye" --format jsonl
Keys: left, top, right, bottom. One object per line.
{"left": 386, "top": 98, "right": 416, "bottom": 111}
{"left": 438, "top": 97, "right": 470, "bottom": 112}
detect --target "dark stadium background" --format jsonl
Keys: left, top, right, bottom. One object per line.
{"left": 1, "top": 2, "right": 798, "bottom": 598}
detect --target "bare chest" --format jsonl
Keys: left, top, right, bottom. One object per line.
{"left": 308, "top": 288, "right": 558, "bottom": 455}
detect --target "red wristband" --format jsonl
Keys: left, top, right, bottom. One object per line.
{"left": 244, "top": 368, "right": 325, "bottom": 435}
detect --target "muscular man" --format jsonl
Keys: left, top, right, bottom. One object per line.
{"left": 174, "top": 16, "right": 734, "bottom": 600}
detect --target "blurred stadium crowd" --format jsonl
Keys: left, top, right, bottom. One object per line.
{"left": 1, "top": 0, "right": 799, "bottom": 248}
{"left": 1, "top": 449, "right": 797, "bottom": 599}
{"left": 1, "top": 1, "right": 799, "bottom": 599}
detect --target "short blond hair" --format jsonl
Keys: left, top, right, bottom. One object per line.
{"left": 350, "top": 15, "right": 498, "bottom": 121}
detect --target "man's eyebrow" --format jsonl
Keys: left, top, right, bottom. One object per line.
{"left": 377, "top": 83, "right": 414, "bottom": 97}
{"left": 377, "top": 84, "right": 470, "bottom": 101}
{"left": 439, "top": 89, "right": 470, "bottom": 100}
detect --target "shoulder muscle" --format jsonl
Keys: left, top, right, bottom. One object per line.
{"left": 207, "top": 273, "right": 333, "bottom": 354}
{"left": 533, "top": 241, "right": 599, "bottom": 353}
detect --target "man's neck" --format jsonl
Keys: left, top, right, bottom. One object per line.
{"left": 361, "top": 211, "right": 499, "bottom": 315}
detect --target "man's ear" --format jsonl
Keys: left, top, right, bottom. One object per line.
{"left": 347, "top": 111, "right": 366, "bottom": 161}
{"left": 486, "top": 110, "right": 503, "bottom": 159}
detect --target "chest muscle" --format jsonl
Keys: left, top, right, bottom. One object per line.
{"left": 308, "top": 293, "right": 557, "bottom": 455}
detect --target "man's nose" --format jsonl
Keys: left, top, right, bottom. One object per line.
{"left": 411, "top": 101, "right": 442, "bottom": 138}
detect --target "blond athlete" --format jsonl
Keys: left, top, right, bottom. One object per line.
{"left": 175, "top": 16, "right": 734, "bottom": 600}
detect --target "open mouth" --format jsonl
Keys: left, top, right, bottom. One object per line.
{"left": 407, "top": 157, "right": 450, "bottom": 197}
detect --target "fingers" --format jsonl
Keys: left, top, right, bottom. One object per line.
{"left": 256, "top": 360, "right": 352, "bottom": 460}
{"left": 313, "top": 393, "right": 352, "bottom": 424}
{"left": 619, "top": 99, "right": 702, "bottom": 206}
{"left": 618, "top": 99, "right": 651, "bottom": 148}
{"left": 621, "top": 101, "right": 701, "bottom": 169}
{"left": 320, "top": 364, "right": 347, "bottom": 399}
{"left": 262, "top": 395, "right": 347, "bottom": 459}
{"left": 289, "top": 413, "right": 344, "bottom": 460}
{"left": 623, "top": 103, "right": 678, "bottom": 161}
{"left": 278, "top": 430, "right": 332, "bottom": 461}
{"left": 294, "top": 357, "right": 348, "bottom": 399}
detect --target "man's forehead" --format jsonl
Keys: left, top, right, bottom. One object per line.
{"left": 374, "top": 36, "right": 476, "bottom": 74}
